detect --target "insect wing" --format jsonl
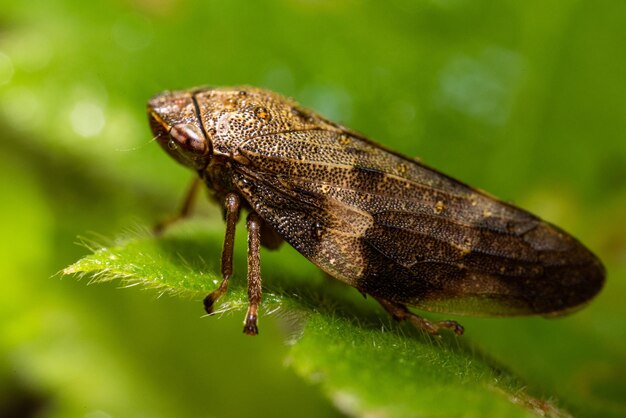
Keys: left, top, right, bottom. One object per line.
{"left": 233, "top": 129, "right": 604, "bottom": 316}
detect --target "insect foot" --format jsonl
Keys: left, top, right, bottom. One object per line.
{"left": 203, "top": 281, "right": 229, "bottom": 315}
{"left": 243, "top": 308, "right": 259, "bottom": 336}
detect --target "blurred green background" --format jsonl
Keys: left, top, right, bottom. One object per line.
{"left": 1, "top": 0, "right": 624, "bottom": 417}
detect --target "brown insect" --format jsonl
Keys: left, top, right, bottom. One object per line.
{"left": 147, "top": 86, "right": 605, "bottom": 336}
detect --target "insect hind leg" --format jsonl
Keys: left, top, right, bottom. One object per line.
{"left": 374, "top": 297, "right": 464, "bottom": 336}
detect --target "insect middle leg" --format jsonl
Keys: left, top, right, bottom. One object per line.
{"left": 243, "top": 212, "right": 262, "bottom": 336}
{"left": 203, "top": 193, "right": 240, "bottom": 314}
{"left": 375, "top": 297, "right": 464, "bottom": 336}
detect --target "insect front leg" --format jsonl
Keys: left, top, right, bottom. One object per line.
{"left": 154, "top": 177, "right": 202, "bottom": 235}
{"left": 243, "top": 212, "right": 262, "bottom": 336}
{"left": 375, "top": 297, "right": 464, "bottom": 336}
{"left": 203, "top": 193, "right": 240, "bottom": 314}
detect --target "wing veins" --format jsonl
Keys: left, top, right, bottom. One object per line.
{"left": 278, "top": 173, "right": 520, "bottom": 232}
{"left": 235, "top": 166, "right": 372, "bottom": 238}
{"left": 240, "top": 150, "right": 475, "bottom": 203}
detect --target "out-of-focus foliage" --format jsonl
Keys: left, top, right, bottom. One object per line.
{"left": 0, "top": 1, "right": 624, "bottom": 417}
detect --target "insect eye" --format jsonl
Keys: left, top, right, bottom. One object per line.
{"left": 169, "top": 123, "right": 208, "bottom": 154}
{"left": 167, "top": 139, "right": 178, "bottom": 150}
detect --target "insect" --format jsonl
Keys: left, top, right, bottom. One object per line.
{"left": 147, "top": 86, "right": 605, "bottom": 336}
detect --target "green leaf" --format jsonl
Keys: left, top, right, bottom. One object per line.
{"left": 64, "top": 220, "right": 570, "bottom": 418}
